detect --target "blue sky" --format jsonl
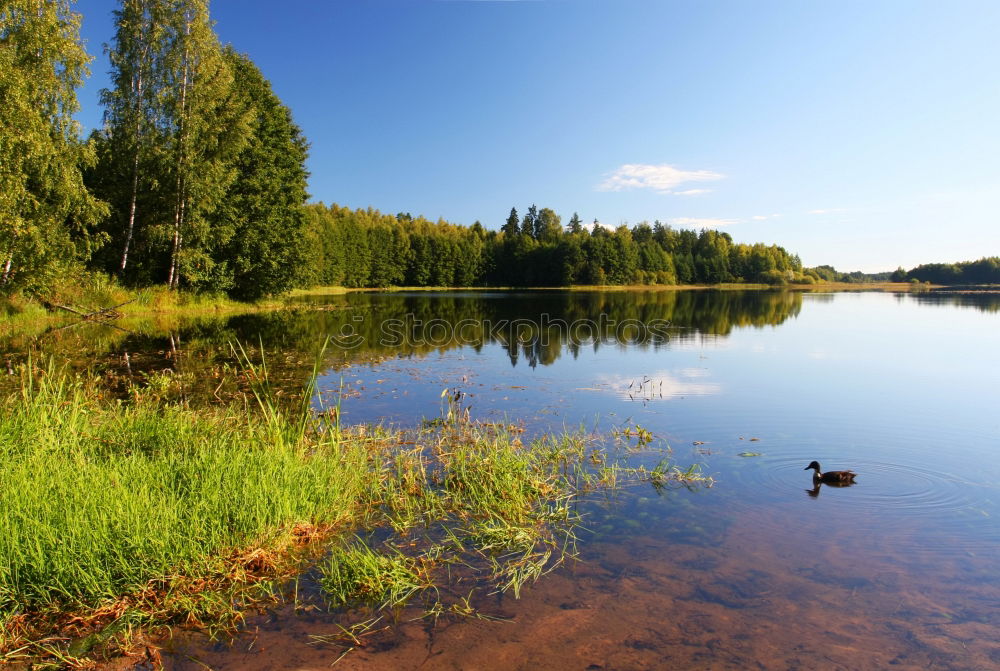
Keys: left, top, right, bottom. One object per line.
{"left": 72, "top": 0, "right": 1000, "bottom": 272}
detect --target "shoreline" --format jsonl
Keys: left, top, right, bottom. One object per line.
{"left": 3, "top": 281, "right": 943, "bottom": 332}
{"left": 289, "top": 281, "right": 940, "bottom": 296}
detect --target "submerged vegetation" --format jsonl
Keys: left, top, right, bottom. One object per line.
{"left": 0, "top": 358, "right": 710, "bottom": 666}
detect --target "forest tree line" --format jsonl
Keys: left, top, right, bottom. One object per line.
{"left": 891, "top": 258, "right": 1000, "bottom": 285}
{"left": 2, "top": 0, "right": 307, "bottom": 301}
{"left": 301, "top": 204, "right": 812, "bottom": 288}
{"left": 2, "top": 1, "right": 994, "bottom": 302}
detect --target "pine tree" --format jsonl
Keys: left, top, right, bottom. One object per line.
{"left": 521, "top": 204, "right": 538, "bottom": 237}
{"left": 212, "top": 48, "right": 309, "bottom": 299}
{"left": 501, "top": 207, "right": 519, "bottom": 236}
{"left": 567, "top": 212, "right": 583, "bottom": 234}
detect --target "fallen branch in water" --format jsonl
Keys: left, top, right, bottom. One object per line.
{"left": 48, "top": 298, "right": 136, "bottom": 321}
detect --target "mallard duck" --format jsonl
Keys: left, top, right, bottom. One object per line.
{"left": 804, "top": 461, "right": 857, "bottom": 485}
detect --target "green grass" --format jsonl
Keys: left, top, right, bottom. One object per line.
{"left": 0, "top": 362, "right": 375, "bottom": 660}
{"left": 0, "top": 272, "right": 293, "bottom": 334}
{"left": 320, "top": 542, "right": 429, "bottom": 609}
{"left": 319, "top": 428, "right": 594, "bottom": 609}
{"left": 285, "top": 285, "right": 350, "bottom": 296}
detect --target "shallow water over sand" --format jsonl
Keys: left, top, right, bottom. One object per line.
{"left": 161, "top": 508, "right": 1000, "bottom": 670}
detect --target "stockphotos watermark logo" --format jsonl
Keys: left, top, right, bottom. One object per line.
{"left": 327, "top": 313, "right": 672, "bottom": 350}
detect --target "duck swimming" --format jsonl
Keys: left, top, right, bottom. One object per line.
{"left": 804, "top": 461, "right": 857, "bottom": 485}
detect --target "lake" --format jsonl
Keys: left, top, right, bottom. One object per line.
{"left": 11, "top": 289, "right": 999, "bottom": 669}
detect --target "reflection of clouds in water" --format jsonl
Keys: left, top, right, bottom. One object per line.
{"left": 668, "top": 334, "right": 732, "bottom": 351}
{"left": 677, "top": 367, "right": 711, "bottom": 378}
{"left": 593, "top": 369, "right": 721, "bottom": 399}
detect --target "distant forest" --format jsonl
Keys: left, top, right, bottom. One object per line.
{"left": 891, "top": 258, "right": 1000, "bottom": 285}
{"left": 1, "top": 1, "right": 995, "bottom": 302}
{"left": 301, "top": 204, "right": 811, "bottom": 288}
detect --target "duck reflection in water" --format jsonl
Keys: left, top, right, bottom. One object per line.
{"left": 806, "top": 481, "right": 856, "bottom": 497}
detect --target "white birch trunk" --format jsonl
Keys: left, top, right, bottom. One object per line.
{"left": 1, "top": 253, "right": 13, "bottom": 284}
{"left": 168, "top": 16, "right": 191, "bottom": 289}
{"left": 120, "top": 66, "right": 144, "bottom": 273}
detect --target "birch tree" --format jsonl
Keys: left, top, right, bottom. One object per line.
{"left": 162, "top": 0, "right": 250, "bottom": 290}
{"left": 94, "top": 0, "right": 249, "bottom": 289}
{"left": 95, "top": 0, "right": 166, "bottom": 276}
{"left": 0, "top": 0, "right": 105, "bottom": 293}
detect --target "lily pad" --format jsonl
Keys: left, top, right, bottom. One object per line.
{"left": 738, "top": 451, "right": 763, "bottom": 457}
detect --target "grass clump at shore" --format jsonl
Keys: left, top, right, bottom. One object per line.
{"left": 0, "top": 363, "right": 374, "bottom": 662}
{"left": 320, "top": 427, "right": 595, "bottom": 610}
{"left": 320, "top": 542, "right": 429, "bottom": 609}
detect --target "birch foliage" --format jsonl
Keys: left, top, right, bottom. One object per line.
{"left": 0, "top": 0, "right": 106, "bottom": 293}
{"left": 92, "top": 0, "right": 250, "bottom": 289}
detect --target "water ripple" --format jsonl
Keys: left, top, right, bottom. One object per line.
{"left": 764, "top": 457, "right": 985, "bottom": 514}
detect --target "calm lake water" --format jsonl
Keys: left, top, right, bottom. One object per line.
{"left": 10, "top": 289, "right": 1000, "bottom": 669}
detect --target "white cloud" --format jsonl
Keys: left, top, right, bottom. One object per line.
{"left": 674, "top": 188, "right": 711, "bottom": 196}
{"left": 587, "top": 219, "right": 614, "bottom": 232}
{"left": 751, "top": 213, "right": 782, "bottom": 221}
{"left": 671, "top": 217, "right": 739, "bottom": 228}
{"left": 598, "top": 163, "right": 724, "bottom": 194}
{"left": 808, "top": 208, "right": 844, "bottom": 215}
